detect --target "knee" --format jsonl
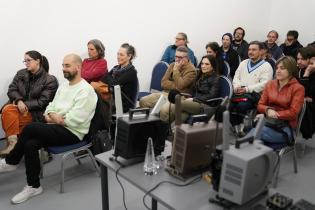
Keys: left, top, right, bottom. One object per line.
{"left": 159, "top": 106, "right": 169, "bottom": 122}
{"left": 139, "top": 97, "right": 147, "bottom": 108}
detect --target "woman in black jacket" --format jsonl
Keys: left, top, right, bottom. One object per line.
{"left": 0, "top": 51, "right": 58, "bottom": 155}
{"left": 101, "top": 43, "right": 139, "bottom": 113}
{"left": 170, "top": 55, "right": 220, "bottom": 122}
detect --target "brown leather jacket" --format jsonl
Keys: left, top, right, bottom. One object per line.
{"left": 258, "top": 78, "right": 305, "bottom": 128}
{"left": 161, "top": 62, "right": 196, "bottom": 94}
{"left": 7, "top": 67, "right": 58, "bottom": 122}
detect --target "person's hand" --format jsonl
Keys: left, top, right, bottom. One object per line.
{"left": 48, "top": 113, "right": 65, "bottom": 125}
{"left": 234, "top": 87, "right": 246, "bottom": 95}
{"left": 304, "top": 63, "right": 315, "bottom": 77}
{"left": 305, "top": 97, "right": 313, "bottom": 103}
{"left": 173, "top": 61, "right": 182, "bottom": 72}
{"left": 44, "top": 114, "right": 54, "bottom": 124}
{"left": 17, "top": 100, "right": 28, "bottom": 114}
{"left": 267, "top": 108, "right": 279, "bottom": 119}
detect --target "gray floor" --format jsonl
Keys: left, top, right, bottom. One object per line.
{"left": 0, "top": 137, "right": 315, "bottom": 210}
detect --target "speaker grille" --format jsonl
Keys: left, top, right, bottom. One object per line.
{"left": 173, "top": 129, "right": 185, "bottom": 169}
{"left": 224, "top": 163, "right": 243, "bottom": 186}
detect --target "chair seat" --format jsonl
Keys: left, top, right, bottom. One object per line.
{"left": 138, "top": 91, "right": 151, "bottom": 100}
{"left": 47, "top": 140, "right": 89, "bottom": 154}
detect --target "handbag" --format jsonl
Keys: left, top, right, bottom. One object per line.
{"left": 264, "top": 117, "right": 293, "bottom": 145}
{"left": 231, "top": 92, "right": 260, "bottom": 104}
{"left": 90, "top": 81, "right": 111, "bottom": 101}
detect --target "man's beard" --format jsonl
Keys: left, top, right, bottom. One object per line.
{"left": 63, "top": 70, "right": 78, "bottom": 81}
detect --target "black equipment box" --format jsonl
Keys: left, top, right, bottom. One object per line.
{"left": 114, "top": 108, "right": 168, "bottom": 159}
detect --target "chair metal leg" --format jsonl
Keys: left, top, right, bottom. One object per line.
{"left": 272, "top": 157, "right": 281, "bottom": 188}
{"left": 60, "top": 152, "right": 72, "bottom": 193}
{"left": 293, "top": 147, "right": 298, "bottom": 173}
{"left": 87, "top": 149, "right": 100, "bottom": 175}
{"left": 60, "top": 155, "right": 66, "bottom": 193}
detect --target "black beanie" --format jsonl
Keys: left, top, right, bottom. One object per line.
{"left": 222, "top": 33, "right": 233, "bottom": 42}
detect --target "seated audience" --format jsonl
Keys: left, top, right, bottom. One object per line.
{"left": 261, "top": 42, "right": 276, "bottom": 75}
{"left": 258, "top": 56, "right": 305, "bottom": 150}
{"left": 265, "top": 30, "right": 284, "bottom": 61}
{"left": 81, "top": 39, "right": 108, "bottom": 82}
{"left": 298, "top": 47, "right": 315, "bottom": 139}
{"left": 205, "top": 42, "right": 225, "bottom": 75}
{"left": 232, "top": 27, "right": 249, "bottom": 61}
{"left": 163, "top": 55, "right": 220, "bottom": 123}
{"left": 230, "top": 41, "right": 273, "bottom": 136}
{"left": 219, "top": 33, "right": 240, "bottom": 78}
{"left": 0, "top": 51, "right": 58, "bottom": 156}
{"left": 140, "top": 46, "right": 196, "bottom": 122}
{"left": 280, "top": 30, "right": 303, "bottom": 60}
{"left": 161, "top": 32, "right": 197, "bottom": 66}
{"left": 0, "top": 54, "right": 97, "bottom": 204}
{"left": 100, "top": 43, "right": 138, "bottom": 113}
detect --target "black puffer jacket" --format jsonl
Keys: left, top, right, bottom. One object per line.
{"left": 193, "top": 71, "right": 220, "bottom": 106}
{"left": 7, "top": 67, "right": 58, "bottom": 122}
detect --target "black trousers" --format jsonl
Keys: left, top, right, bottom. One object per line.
{"left": 5, "top": 122, "right": 80, "bottom": 188}
{"left": 229, "top": 100, "right": 255, "bottom": 126}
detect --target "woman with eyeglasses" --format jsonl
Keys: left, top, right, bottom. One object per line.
{"left": 0, "top": 51, "right": 58, "bottom": 156}
{"left": 81, "top": 39, "right": 108, "bottom": 83}
{"left": 161, "top": 32, "right": 197, "bottom": 66}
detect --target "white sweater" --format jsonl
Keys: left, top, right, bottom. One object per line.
{"left": 45, "top": 79, "right": 97, "bottom": 140}
{"left": 233, "top": 59, "right": 273, "bottom": 93}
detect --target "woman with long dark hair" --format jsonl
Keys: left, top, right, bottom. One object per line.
{"left": 0, "top": 51, "right": 58, "bottom": 156}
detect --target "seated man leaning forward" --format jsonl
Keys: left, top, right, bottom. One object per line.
{"left": 0, "top": 53, "right": 97, "bottom": 204}
{"left": 139, "top": 46, "right": 196, "bottom": 122}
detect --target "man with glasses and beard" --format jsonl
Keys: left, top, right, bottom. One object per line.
{"left": 0, "top": 54, "right": 97, "bottom": 204}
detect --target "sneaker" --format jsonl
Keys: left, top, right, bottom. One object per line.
{"left": 0, "top": 158, "right": 17, "bottom": 173}
{"left": 11, "top": 185, "right": 43, "bottom": 204}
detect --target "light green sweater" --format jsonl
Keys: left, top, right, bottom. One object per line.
{"left": 44, "top": 79, "right": 97, "bottom": 140}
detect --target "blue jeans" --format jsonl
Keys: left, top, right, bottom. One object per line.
{"left": 260, "top": 125, "right": 293, "bottom": 150}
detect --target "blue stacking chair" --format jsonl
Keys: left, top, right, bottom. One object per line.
{"left": 138, "top": 61, "right": 169, "bottom": 100}
{"left": 40, "top": 95, "right": 109, "bottom": 193}
{"left": 222, "top": 61, "right": 231, "bottom": 78}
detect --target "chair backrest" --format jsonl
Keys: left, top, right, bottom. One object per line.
{"left": 295, "top": 99, "right": 307, "bottom": 139}
{"left": 150, "top": 61, "right": 169, "bottom": 92}
{"left": 114, "top": 85, "right": 124, "bottom": 117}
{"left": 222, "top": 61, "right": 231, "bottom": 77}
{"left": 218, "top": 75, "right": 233, "bottom": 99}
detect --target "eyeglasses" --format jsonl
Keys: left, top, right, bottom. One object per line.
{"left": 175, "top": 55, "right": 187, "bottom": 60}
{"left": 175, "top": 37, "right": 185, "bottom": 41}
{"left": 23, "top": 59, "right": 34, "bottom": 64}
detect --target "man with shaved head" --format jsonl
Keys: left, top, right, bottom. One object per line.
{"left": 0, "top": 54, "right": 97, "bottom": 204}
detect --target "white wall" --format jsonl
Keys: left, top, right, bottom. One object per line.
{"left": 0, "top": 0, "right": 271, "bottom": 103}
{"left": 1, "top": 0, "right": 312, "bottom": 137}
{"left": 269, "top": 0, "right": 315, "bottom": 46}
